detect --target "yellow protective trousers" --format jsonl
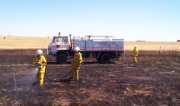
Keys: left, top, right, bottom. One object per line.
{"left": 134, "top": 56, "right": 138, "bottom": 63}
{"left": 37, "top": 67, "right": 46, "bottom": 85}
{"left": 70, "top": 66, "right": 80, "bottom": 80}
{"left": 133, "top": 48, "right": 138, "bottom": 63}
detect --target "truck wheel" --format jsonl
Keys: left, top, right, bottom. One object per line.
{"left": 56, "top": 54, "right": 67, "bottom": 64}
{"left": 99, "top": 53, "right": 110, "bottom": 63}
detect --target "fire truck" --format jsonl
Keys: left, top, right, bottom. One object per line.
{"left": 47, "top": 33, "right": 124, "bottom": 63}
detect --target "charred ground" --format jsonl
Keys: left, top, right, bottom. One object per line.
{"left": 0, "top": 49, "right": 179, "bottom": 106}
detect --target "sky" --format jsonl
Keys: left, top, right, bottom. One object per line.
{"left": 0, "top": 0, "right": 180, "bottom": 41}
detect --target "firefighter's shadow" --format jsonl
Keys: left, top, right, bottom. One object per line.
{"left": 47, "top": 61, "right": 115, "bottom": 64}
{"left": 59, "top": 79, "right": 71, "bottom": 83}
{"left": 82, "top": 61, "right": 116, "bottom": 64}
{"left": 47, "top": 62, "right": 71, "bottom": 64}
{"left": 47, "top": 62, "right": 57, "bottom": 64}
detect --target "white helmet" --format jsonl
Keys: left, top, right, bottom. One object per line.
{"left": 36, "top": 49, "right": 43, "bottom": 55}
{"left": 134, "top": 45, "right": 138, "bottom": 48}
{"left": 74, "top": 46, "right": 80, "bottom": 52}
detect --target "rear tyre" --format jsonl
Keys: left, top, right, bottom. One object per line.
{"left": 99, "top": 53, "right": 110, "bottom": 63}
{"left": 56, "top": 54, "right": 67, "bottom": 64}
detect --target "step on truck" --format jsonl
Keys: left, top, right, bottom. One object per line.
{"left": 47, "top": 33, "right": 124, "bottom": 63}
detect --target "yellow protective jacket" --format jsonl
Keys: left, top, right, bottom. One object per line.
{"left": 33, "top": 55, "right": 47, "bottom": 72}
{"left": 133, "top": 48, "right": 138, "bottom": 57}
{"left": 71, "top": 52, "right": 83, "bottom": 68}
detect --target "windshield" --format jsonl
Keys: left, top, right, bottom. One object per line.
{"left": 53, "top": 37, "right": 68, "bottom": 44}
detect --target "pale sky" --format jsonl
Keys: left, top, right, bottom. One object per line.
{"left": 0, "top": 0, "right": 180, "bottom": 41}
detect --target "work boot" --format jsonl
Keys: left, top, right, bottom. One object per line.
{"left": 75, "top": 78, "right": 82, "bottom": 83}
{"left": 68, "top": 77, "right": 73, "bottom": 81}
{"left": 75, "top": 78, "right": 79, "bottom": 81}
{"left": 39, "top": 84, "right": 43, "bottom": 86}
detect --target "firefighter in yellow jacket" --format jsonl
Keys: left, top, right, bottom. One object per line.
{"left": 69, "top": 47, "right": 83, "bottom": 81}
{"left": 33, "top": 49, "right": 47, "bottom": 85}
{"left": 133, "top": 45, "right": 138, "bottom": 63}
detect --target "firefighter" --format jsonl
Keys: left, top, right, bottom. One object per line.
{"left": 69, "top": 47, "right": 83, "bottom": 81}
{"left": 33, "top": 49, "right": 47, "bottom": 86}
{"left": 133, "top": 45, "right": 138, "bottom": 63}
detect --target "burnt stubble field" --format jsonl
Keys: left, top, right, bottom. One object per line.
{"left": 0, "top": 49, "right": 179, "bottom": 106}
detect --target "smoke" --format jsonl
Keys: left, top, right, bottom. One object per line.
{"left": 16, "top": 68, "right": 38, "bottom": 89}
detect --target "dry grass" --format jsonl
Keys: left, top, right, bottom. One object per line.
{"left": 125, "top": 41, "right": 180, "bottom": 55}
{"left": 0, "top": 36, "right": 179, "bottom": 52}
{"left": 125, "top": 41, "right": 180, "bottom": 51}
{"left": 0, "top": 36, "right": 51, "bottom": 49}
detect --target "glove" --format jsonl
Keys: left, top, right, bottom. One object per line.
{"left": 38, "top": 65, "right": 43, "bottom": 69}
{"left": 38, "top": 62, "right": 42, "bottom": 65}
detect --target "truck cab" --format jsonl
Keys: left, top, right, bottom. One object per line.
{"left": 47, "top": 36, "right": 70, "bottom": 55}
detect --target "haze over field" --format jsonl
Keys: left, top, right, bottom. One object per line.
{"left": 0, "top": 0, "right": 180, "bottom": 41}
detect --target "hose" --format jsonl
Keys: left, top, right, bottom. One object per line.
{"left": 45, "top": 70, "right": 58, "bottom": 82}
{"left": 45, "top": 69, "right": 70, "bottom": 82}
